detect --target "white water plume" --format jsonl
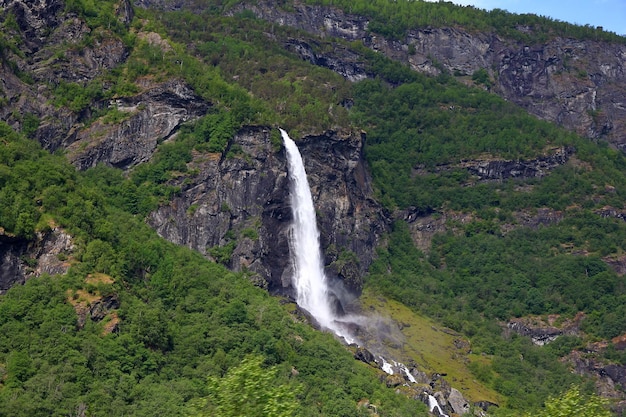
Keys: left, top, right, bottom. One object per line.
{"left": 281, "top": 128, "right": 356, "bottom": 344}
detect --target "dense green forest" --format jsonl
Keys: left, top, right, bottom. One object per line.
{"left": 1, "top": 0, "right": 625, "bottom": 415}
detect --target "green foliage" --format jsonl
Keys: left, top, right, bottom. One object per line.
{"left": 101, "top": 107, "right": 131, "bottom": 124}
{"left": 364, "top": 216, "right": 626, "bottom": 408}
{"left": 0, "top": 118, "right": 428, "bottom": 415}
{"left": 524, "top": 385, "right": 612, "bottom": 417}
{"left": 0, "top": 122, "right": 77, "bottom": 238}
{"left": 64, "top": 0, "right": 128, "bottom": 35}
{"left": 189, "top": 355, "right": 300, "bottom": 417}
{"left": 351, "top": 75, "right": 582, "bottom": 211}
{"left": 472, "top": 68, "right": 492, "bottom": 87}
{"left": 208, "top": 241, "right": 236, "bottom": 265}
{"left": 157, "top": 10, "right": 353, "bottom": 132}
{"left": 193, "top": 112, "right": 236, "bottom": 153}
{"left": 241, "top": 227, "right": 259, "bottom": 240}
{"left": 3, "top": 1, "right": 626, "bottom": 415}
{"left": 52, "top": 81, "right": 105, "bottom": 112}
{"left": 21, "top": 113, "right": 40, "bottom": 138}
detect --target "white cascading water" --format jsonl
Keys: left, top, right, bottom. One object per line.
{"left": 428, "top": 395, "right": 449, "bottom": 417}
{"left": 281, "top": 129, "right": 355, "bottom": 344}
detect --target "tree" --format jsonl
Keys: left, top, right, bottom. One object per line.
{"left": 188, "top": 355, "right": 300, "bottom": 417}
{"left": 526, "top": 385, "right": 612, "bottom": 417}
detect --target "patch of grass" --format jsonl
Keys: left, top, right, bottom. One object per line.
{"left": 359, "top": 288, "right": 502, "bottom": 405}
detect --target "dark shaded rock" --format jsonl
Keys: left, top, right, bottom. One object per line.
{"left": 284, "top": 38, "right": 368, "bottom": 82}
{"left": 73, "top": 289, "right": 120, "bottom": 330}
{"left": 474, "top": 400, "right": 499, "bottom": 411}
{"left": 149, "top": 126, "right": 290, "bottom": 291}
{"left": 565, "top": 350, "right": 626, "bottom": 400}
{"left": 0, "top": 234, "right": 28, "bottom": 294}
{"left": 602, "top": 254, "right": 626, "bottom": 276}
{"left": 2, "top": 0, "right": 65, "bottom": 45}
{"left": 413, "top": 146, "right": 574, "bottom": 182}
{"left": 89, "top": 295, "right": 120, "bottom": 322}
{"left": 463, "top": 146, "right": 574, "bottom": 181}
{"left": 115, "top": 0, "right": 134, "bottom": 25}
{"left": 506, "top": 313, "right": 584, "bottom": 345}
{"left": 513, "top": 207, "right": 565, "bottom": 229}
{"left": 0, "top": 227, "right": 73, "bottom": 294}
{"left": 354, "top": 347, "right": 376, "bottom": 365}
{"left": 297, "top": 130, "right": 389, "bottom": 292}
{"left": 596, "top": 206, "right": 626, "bottom": 222}
{"left": 605, "top": 364, "right": 626, "bottom": 389}
{"left": 507, "top": 320, "right": 563, "bottom": 345}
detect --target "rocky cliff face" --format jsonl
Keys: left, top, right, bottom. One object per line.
{"left": 0, "top": 227, "right": 74, "bottom": 295}
{"left": 2, "top": 0, "right": 385, "bottom": 298}
{"left": 148, "top": 127, "right": 387, "bottom": 295}
{"left": 225, "top": 1, "right": 626, "bottom": 149}
{"left": 0, "top": 0, "right": 208, "bottom": 170}
{"left": 65, "top": 79, "right": 209, "bottom": 170}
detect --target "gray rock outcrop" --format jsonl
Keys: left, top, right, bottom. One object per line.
{"left": 66, "top": 79, "right": 209, "bottom": 170}
{"left": 447, "top": 387, "right": 470, "bottom": 415}
{"left": 0, "top": 227, "right": 74, "bottom": 294}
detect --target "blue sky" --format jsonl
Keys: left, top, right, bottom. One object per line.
{"left": 439, "top": 0, "right": 626, "bottom": 36}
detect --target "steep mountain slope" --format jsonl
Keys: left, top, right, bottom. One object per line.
{"left": 140, "top": 0, "right": 626, "bottom": 148}
{"left": 238, "top": 0, "right": 626, "bottom": 147}
{"left": 1, "top": 0, "right": 626, "bottom": 415}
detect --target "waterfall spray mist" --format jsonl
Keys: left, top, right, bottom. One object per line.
{"left": 281, "top": 128, "right": 355, "bottom": 344}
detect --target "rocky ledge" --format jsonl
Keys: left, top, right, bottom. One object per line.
{"left": 505, "top": 313, "right": 585, "bottom": 346}
{"left": 66, "top": 79, "right": 209, "bottom": 170}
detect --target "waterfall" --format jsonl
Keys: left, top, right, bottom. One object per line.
{"left": 281, "top": 128, "right": 457, "bottom": 415}
{"left": 281, "top": 129, "right": 355, "bottom": 344}
{"left": 428, "top": 395, "right": 449, "bottom": 417}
